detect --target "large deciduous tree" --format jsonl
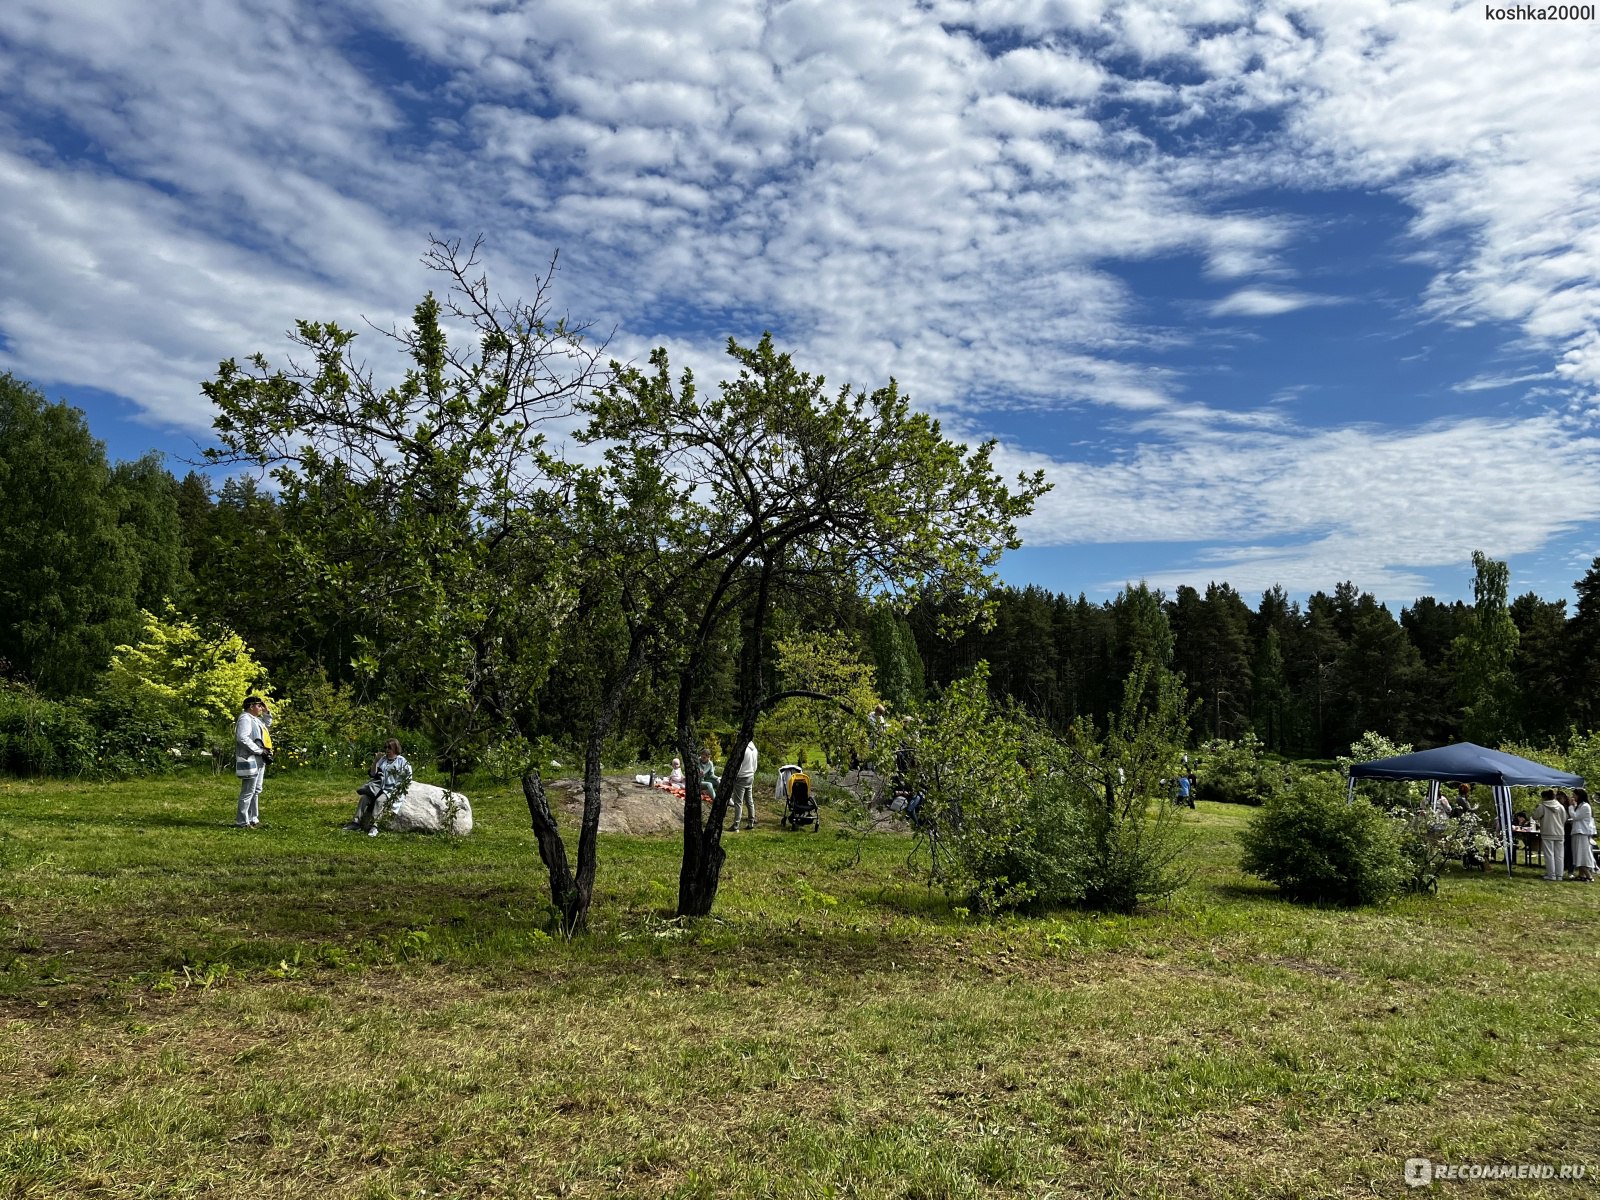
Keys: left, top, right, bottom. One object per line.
{"left": 109, "top": 453, "right": 189, "bottom": 615}
{"left": 584, "top": 335, "right": 1049, "bottom": 917}
{"left": 203, "top": 237, "right": 605, "bottom": 772}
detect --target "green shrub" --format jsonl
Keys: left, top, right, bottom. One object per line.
{"left": 1193, "top": 733, "right": 1291, "bottom": 805}
{"left": 1559, "top": 730, "right": 1600, "bottom": 784}
{"left": 908, "top": 668, "right": 1087, "bottom": 914}
{"left": 1240, "top": 773, "right": 1407, "bottom": 906}
{"left": 267, "top": 674, "right": 393, "bottom": 770}
{"left": 1063, "top": 662, "right": 1195, "bottom": 913}
{"left": 908, "top": 660, "right": 1192, "bottom": 916}
{"left": 101, "top": 606, "right": 271, "bottom": 747}
{"left": 1336, "top": 731, "right": 1424, "bottom": 814}
{"left": 0, "top": 685, "right": 97, "bottom": 776}
{"left": 90, "top": 701, "right": 194, "bottom": 776}
{"left": 1386, "top": 807, "right": 1496, "bottom": 894}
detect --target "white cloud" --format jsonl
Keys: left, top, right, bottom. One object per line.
{"left": 2, "top": 0, "right": 1600, "bottom": 600}
{"left": 0, "top": 150, "right": 424, "bottom": 434}
{"left": 985, "top": 45, "right": 1106, "bottom": 101}
{"left": 1210, "top": 287, "right": 1342, "bottom": 317}
{"left": 1226, "top": 2, "right": 1600, "bottom": 387}
{"left": 1453, "top": 370, "right": 1556, "bottom": 394}
{"left": 1003, "top": 412, "right": 1600, "bottom": 598}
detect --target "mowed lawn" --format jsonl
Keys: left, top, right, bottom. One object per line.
{"left": 2, "top": 772, "right": 1599, "bottom": 1199}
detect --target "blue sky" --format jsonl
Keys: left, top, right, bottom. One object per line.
{"left": 4, "top": 0, "right": 1600, "bottom": 607}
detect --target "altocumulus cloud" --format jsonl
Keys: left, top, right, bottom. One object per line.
{"left": 1004, "top": 414, "right": 1600, "bottom": 599}
{"left": 0, "top": 0, "right": 1598, "bottom": 598}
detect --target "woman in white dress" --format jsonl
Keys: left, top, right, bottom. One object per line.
{"left": 1571, "top": 787, "right": 1596, "bottom": 883}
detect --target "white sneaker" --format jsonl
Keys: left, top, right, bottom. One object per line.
{"left": 368, "top": 827, "right": 379, "bottom": 838}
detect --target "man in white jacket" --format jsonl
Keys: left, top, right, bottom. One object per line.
{"left": 233, "top": 695, "right": 272, "bottom": 828}
{"left": 730, "top": 739, "right": 758, "bottom": 831}
{"left": 1535, "top": 788, "right": 1568, "bottom": 881}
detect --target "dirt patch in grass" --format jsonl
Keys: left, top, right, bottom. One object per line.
{"left": 1266, "top": 956, "right": 1361, "bottom": 982}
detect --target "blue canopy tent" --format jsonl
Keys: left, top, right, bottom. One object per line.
{"left": 1347, "top": 742, "right": 1583, "bottom": 876}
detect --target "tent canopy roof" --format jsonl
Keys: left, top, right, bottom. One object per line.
{"left": 1348, "top": 742, "right": 1582, "bottom": 788}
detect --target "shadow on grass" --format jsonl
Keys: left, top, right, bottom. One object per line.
{"left": 869, "top": 885, "right": 960, "bottom": 920}
{"left": 1207, "top": 881, "right": 1284, "bottom": 902}
{"left": 1, "top": 807, "right": 254, "bottom": 832}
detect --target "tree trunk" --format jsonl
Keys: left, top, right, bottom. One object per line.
{"left": 521, "top": 769, "right": 584, "bottom": 934}
{"left": 524, "top": 635, "right": 647, "bottom": 935}
{"left": 678, "top": 826, "right": 726, "bottom": 917}
{"left": 676, "top": 724, "right": 731, "bottom": 917}
{"left": 676, "top": 554, "right": 780, "bottom": 918}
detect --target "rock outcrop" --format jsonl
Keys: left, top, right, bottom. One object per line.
{"left": 381, "top": 781, "right": 473, "bottom": 835}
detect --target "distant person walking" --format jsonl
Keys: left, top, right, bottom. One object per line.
{"left": 1562, "top": 790, "right": 1578, "bottom": 879}
{"left": 1535, "top": 788, "right": 1568, "bottom": 881}
{"left": 1175, "top": 773, "right": 1193, "bottom": 808}
{"left": 730, "top": 739, "right": 758, "bottom": 831}
{"left": 233, "top": 695, "right": 273, "bottom": 828}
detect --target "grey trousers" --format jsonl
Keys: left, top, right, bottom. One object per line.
{"left": 1542, "top": 836, "right": 1565, "bottom": 880}
{"left": 236, "top": 771, "right": 264, "bottom": 826}
{"left": 731, "top": 778, "right": 756, "bottom": 827}
{"left": 356, "top": 781, "right": 385, "bottom": 829}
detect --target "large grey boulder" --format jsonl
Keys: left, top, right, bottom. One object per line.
{"left": 381, "top": 781, "right": 473, "bottom": 835}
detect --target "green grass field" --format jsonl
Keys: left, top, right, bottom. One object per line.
{"left": 3, "top": 771, "right": 1599, "bottom": 1198}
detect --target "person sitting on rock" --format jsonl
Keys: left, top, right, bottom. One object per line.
{"left": 697, "top": 748, "right": 719, "bottom": 800}
{"left": 346, "top": 738, "right": 412, "bottom": 837}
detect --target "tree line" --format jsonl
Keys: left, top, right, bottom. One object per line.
{"left": 915, "top": 554, "right": 1595, "bottom": 760}
{"left": 6, "top": 367, "right": 1592, "bottom": 771}
{"left": 6, "top": 385, "right": 1595, "bottom": 770}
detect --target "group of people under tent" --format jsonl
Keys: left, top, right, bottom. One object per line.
{"left": 230, "top": 695, "right": 412, "bottom": 836}
{"left": 1425, "top": 780, "right": 1596, "bottom": 882}
{"left": 1513, "top": 787, "right": 1597, "bottom": 883}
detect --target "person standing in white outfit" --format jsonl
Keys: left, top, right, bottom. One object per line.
{"left": 1535, "top": 788, "right": 1568, "bottom": 881}
{"left": 1571, "top": 787, "right": 1596, "bottom": 883}
{"left": 730, "top": 739, "right": 758, "bottom": 831}
{"left": 233, "top": 695, "right": 272, "bottom": 828}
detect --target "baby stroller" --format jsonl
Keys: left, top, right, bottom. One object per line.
{"left": 777, "top": 764, "right": 820, "bottom": 831}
